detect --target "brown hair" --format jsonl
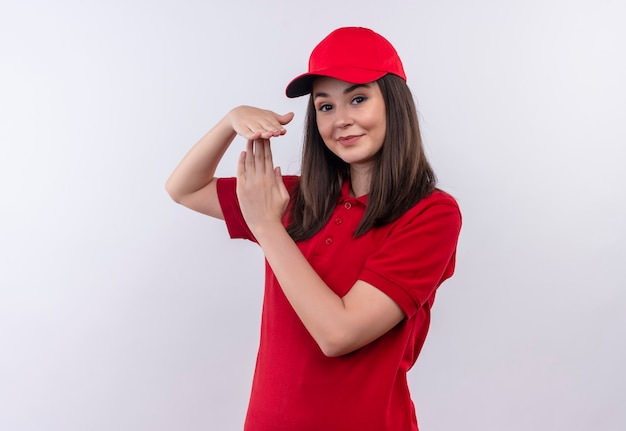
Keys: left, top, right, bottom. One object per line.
{"left": 286, "top": 74, "right": 436, "bottom": 240}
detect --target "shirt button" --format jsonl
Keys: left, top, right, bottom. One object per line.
{"left": 324, "top": 237, "right": 333, "bottom": 245}
{"left": 344, "top": 202, "right": 352, "bottom": 209}
{"left": 334, "top": 217, "right": 343, "bottom": 225}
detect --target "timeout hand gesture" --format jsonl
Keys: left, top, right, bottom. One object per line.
{"left": 236, "top": 138, "right": 290, "bottom": 236}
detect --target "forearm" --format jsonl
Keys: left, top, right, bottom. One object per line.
{"left": 254, "top": 223, "right": 351, "bottom": 356}
{"left": 165, "top": 115, "right": 236, "bottom": 201}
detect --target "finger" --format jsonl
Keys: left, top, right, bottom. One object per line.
{"left": 275, "top": 166, "right": 290, "bottom": 201}
{"left": 257, "top": 120, "right": 286, "bottom": 138}
{"left": 278, "top": 112, "right": 295, "bottom": 126}
{"left": 247, "top": 129, "right": 262, "bottom": 140}
{"left": 245, "top": 139, "right": 255, "bottom": 175}
{"left": 253, "top": 138, "right": 266, "bottom": 174}
{"left": 263, "top": 140, "right": 275, "bottom": 176}
{"left": 236, "top": 151, "right": 247, "bottom": 183}
{"left": 269, "top": 129, "right": 286, "bottom": 138}
{"left": 243, "top": 122, "right": 276, "bottom": 140}
{"left": 259, "top": 130, "right": 278, "bottom": 139}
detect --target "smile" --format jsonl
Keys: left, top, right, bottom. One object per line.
{"left": 337, "top": 135, "right": 362, "bottom": 146}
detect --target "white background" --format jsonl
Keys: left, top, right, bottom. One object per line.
{"left": 1, "top": 0, "right": 624, "bottom": 430}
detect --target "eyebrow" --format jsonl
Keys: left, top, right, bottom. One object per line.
{"left": 313, "top": 83, "right": 372, "bottom": 100}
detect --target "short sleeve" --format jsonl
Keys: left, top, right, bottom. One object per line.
{"left": 359, "top": 192, "right": 462, "bottom": 318}
{"left": 216, "top": 176, "right": 300, "bottom": 241}
{"left": 216, "top": 177, "right": 255, "bottom": 240}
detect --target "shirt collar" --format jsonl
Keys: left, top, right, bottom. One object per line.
{"left": 339, "top": 179, "right": 368, "bottom": 206}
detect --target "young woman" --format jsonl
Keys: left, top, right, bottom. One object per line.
{"left": 166, "top": 27, "right": 461, "bottom": 431}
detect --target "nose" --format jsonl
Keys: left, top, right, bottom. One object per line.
{"left": 334, "top": 105, "right": 353, "bottom": 128}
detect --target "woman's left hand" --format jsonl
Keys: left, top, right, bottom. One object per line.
{"left": 236, "top": 139, "right": 290, "bottom": 236}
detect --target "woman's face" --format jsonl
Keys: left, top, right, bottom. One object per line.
{"left": 312, "top": 77, "right": 386, "bottom": 171}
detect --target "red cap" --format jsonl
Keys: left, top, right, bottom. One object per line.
{"left": 285, "top": 27, "right": 406, "bottom": 98}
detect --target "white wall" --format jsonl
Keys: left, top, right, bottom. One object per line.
{"left": 1, "top": 0, "right": 624, "bottom": 430}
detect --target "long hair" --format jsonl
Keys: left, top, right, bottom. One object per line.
{"left": 286, "top": 74, "right": 437, "bottom": 240}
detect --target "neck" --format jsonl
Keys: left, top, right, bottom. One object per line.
{"left": 349, "top": 166, "right": 371, "bottom": 197}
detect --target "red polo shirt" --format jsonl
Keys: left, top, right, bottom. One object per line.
{"left": 217, "top": 176, "right": 461, "bottom": 431}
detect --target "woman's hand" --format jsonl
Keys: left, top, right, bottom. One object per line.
{"left": 228, "top": 106, "right": 294, "bottom": 140}
{"left": 236, "top": 138, "right": 290, "bottom": 235}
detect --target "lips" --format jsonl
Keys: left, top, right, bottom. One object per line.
{"left": 337, "top": 135, "right": 362, "bottom": 146}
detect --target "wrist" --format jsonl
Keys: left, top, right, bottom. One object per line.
{"left": 251, "top": 220, "right": 288, "bottom": 244}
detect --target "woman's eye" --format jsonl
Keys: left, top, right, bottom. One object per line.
{"left": 351, "top": 96, "right": 367, "bottom": 104}
{"left": 318, "top": 104, "right": 332, "bottom": 112}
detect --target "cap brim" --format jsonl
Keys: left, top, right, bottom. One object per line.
{"left": 285, "top": 74, "right": 317, "bottom": 98}
{"left": 285, "top": 67, "right": 387, "bottom": 98}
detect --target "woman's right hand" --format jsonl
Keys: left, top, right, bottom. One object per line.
{"left": 228, "top": 105, "right": 295, "bottom": 140}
